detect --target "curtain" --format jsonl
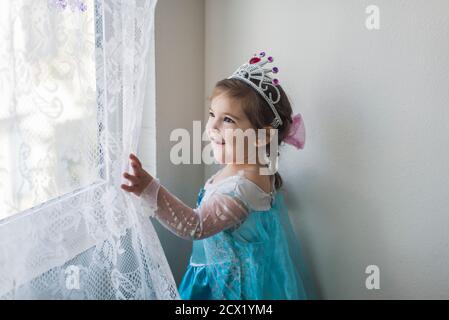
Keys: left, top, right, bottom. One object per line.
{"left": 0, "top": 0, "right": 179, "bottom": 299}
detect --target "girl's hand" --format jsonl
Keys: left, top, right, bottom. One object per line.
{"left": 121, "top": 154, "right": 153, "bottom": 197}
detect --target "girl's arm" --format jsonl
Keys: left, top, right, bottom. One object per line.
{"left": 121, "top": 154, "right": 250, "bottom": 240}
{"left": 140, "top": 178, "right": 249, "bottom": 240}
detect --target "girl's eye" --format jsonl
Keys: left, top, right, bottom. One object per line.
{"left": 209, "top": 112, "right": 215, "bottom": 118}
{"left": 224, "top": 117, "right": 235, "bottom": 124}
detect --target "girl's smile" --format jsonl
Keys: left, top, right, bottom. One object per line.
{"left": 209, "top": 132, "right": 225, "bottom": 146}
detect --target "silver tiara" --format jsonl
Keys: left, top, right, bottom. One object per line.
{"left": 228, "top": 52, "right": 283, "bottom": 128}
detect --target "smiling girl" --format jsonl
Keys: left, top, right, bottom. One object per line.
{"left": 121, "top": 52, "right": 313, "bottom": 300}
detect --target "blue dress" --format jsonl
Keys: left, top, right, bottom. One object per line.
{"left": 178, "top": 178, "right": 315, "bottom": 300}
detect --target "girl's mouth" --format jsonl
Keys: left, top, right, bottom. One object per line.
{"left": 211, "top": 139, "right": 225, "bottom": 146}
{"left": 209, "top": 131, "right": 225, "bottom": 145}
{"left": 210, "top": 136, "right": 225, "bottom": 146}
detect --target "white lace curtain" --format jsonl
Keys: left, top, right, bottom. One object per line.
{"left": 0, "top": 0, "right": 179, "bottom": 299}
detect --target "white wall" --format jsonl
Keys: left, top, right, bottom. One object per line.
{"left": 145, "top": 0, "right": 449, "bottom": 299}
{"left": 205, "top": 0, "right": 449, "bottom": 299}
{"left": 140, "top": 0, "right": 206, "bottom": 285}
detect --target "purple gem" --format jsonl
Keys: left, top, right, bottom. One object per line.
{"left": 268, "top": 56, "right": 274, "bottom": 63}
{"left": 56, "top": 0, "right": 67, "bottom": 9}
{"left": 260, "top": 52, "right": 266, "bottom": 57}
{"left": 50, "top": 0, "right": 87, "bottom": 12}
{"left": 272, "top": 79, "right": 280, "bottom": 85}
{"left": 272, "top": 67, "right": 279, "bottom": 74}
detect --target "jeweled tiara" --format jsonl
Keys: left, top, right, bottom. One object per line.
{"left": 228, "top": 52, "right": 283, "bottom": 128}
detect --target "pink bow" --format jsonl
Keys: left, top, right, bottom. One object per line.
{"left": 284, "top": 113, "right": 306, "bottom": 150}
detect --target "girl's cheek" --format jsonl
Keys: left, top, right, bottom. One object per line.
{"left": 205, "top": 119, "right": 213, "bottom": 133}
{"left": 205, "top": 122, "right": 216, "bottom": 140}
{"left": 223, "top": 128, "right": 236, "bottom": 144}
{"left": 222, "top": 136, "right": 236, "bottom": 163}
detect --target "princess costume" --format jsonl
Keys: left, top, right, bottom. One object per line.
{"left": 140, "top": 52, "right": 316, "bottom": 300}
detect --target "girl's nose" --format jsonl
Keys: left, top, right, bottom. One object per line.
{"left": 207, "top": 119, "right": 222, "bottom": 140}
{"left": 209, "top": 116, "right": 222, "bottom": 131}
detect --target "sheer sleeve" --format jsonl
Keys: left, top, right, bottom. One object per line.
{"left": 140, "top": 178, "right": 250, "bottom": 241}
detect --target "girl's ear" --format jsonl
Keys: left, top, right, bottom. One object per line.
{"left": 255, "top": 126, "right": 276, "bottom": 147}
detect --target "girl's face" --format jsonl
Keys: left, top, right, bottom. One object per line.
{"left": 206, "top": 93, "right": 260, "bottom": 165}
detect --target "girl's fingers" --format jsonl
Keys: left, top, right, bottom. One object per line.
{"left": 131, "top": 162, "right": 142, "bottom": 176}
{"left": 129, "top": 154, "right": 142, "bottom": 167}
{"left": 123, "top": 172, "right": 139, "bottom": 185}
{"left": 121, "top": 184, "right": 137, "bottom": 193}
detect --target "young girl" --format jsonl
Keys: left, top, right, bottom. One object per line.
{"left": 121, "top": 52, "right": 315, "bottom": 300}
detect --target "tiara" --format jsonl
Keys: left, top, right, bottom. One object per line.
{"left": 48, "top": 0, "right": 88, "bottom": 12}
{"left": 228, "top": 52, "right": 283, "bottom": 128}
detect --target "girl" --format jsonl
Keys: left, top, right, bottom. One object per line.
{"left": 121, "top": 52, "right": 315, "bottom": 300}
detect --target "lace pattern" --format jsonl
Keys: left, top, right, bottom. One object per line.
{"left": 0, "top": 0, "right": 179, "bottom": 300}
{"left": 141, "top": 178, "right": 251, "bottom": 240}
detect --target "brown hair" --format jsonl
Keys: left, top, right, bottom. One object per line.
{"left": 210, "top": 78, "right": 294, "bottom": 190}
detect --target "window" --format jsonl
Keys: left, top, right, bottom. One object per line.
{"left": 0, "top": 0, "right": 178, "bottom": 300}
{"left": 0, "top": 0, "right": 102, "bottom": 220}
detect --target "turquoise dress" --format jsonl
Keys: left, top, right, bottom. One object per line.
{"left": 178, "top": 177, "right": 315, "bottom": 300}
